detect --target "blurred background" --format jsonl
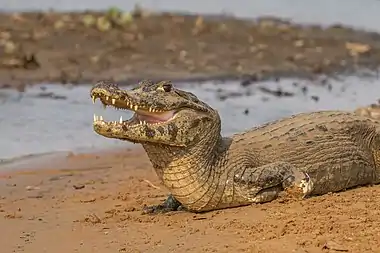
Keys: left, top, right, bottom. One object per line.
{"left": 1, "top": 0, "right": 380, "bottom": 162}
{"left": 2, "top": 0, "right": 380, "bottom": 31}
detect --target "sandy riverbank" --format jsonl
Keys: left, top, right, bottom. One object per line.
{"left": 0, "top": 145, "right": 379, "bottom": 253}
{"left": 1, "top": 9, "right": 380, "bottom": 89}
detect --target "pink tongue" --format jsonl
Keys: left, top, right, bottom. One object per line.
{"left": 137, "top": 111, "right": 174, "bottom": 123}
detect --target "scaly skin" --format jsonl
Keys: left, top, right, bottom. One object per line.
{"left": 90, "top": 80, "right": 380, "bottom": 213}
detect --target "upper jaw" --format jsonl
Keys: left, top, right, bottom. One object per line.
{"left": 91, "top": 89, "right": 177, "bottom": 126}
{"left": 90, "top": 87, "right": 169, "bottom": 113}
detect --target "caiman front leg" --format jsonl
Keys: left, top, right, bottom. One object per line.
{"left": 142, "top": 194, "right": 185, "bottom": 215}
{"left": 233, "top": 161, "right": 314, "bottom": 203}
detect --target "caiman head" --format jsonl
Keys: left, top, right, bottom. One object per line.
{"left": 90, "top": 80, "right": 221, "bottom": 147}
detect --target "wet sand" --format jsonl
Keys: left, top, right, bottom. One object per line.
{"left": 1, "top": 9, "right": 380, "bottom": 89}
{"left": 1, "top": 147, "right": 380, "bottom": 253}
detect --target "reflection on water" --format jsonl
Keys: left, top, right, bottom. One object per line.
{"left": 1, "top": 75, "right": 380, "bottom": 160}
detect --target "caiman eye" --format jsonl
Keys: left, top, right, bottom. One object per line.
{"left": 161, "top": 83, "right": 172, "bottom": 92}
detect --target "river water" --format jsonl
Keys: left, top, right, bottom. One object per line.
{"left": 1, "top": 0, "right": 380, "bottom": 162}
{"left": 1, "top": 76, "right": 380, "bottom": 160}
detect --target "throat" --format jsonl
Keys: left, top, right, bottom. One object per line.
{"left": 141, "top": 135, "right": 229, "bottom": 211}
{"left": 135, "top": 110, "right": 175, "bottom": 124}
{"left": 141, "top": 134, "right": 226, "bottom": 176}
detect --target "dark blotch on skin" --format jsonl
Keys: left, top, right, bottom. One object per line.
{"left": 157, "top": 126, "right": 165, "bottom": 135}
{"left": 144, "top": 126, "right": 156, "bottom": 138}
{"left": 190, "top": 119, "right": 201, "bottom": 129}
{"left": 201, "top": 117, "right": 210, "bottom": 124}
{"left": 168, "top": 123, "right": 179, "bottom": 142}
{"left": 154, "top": 101, "right": 166, "bottom": 108}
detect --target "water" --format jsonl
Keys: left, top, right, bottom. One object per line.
{"left": 1, "top": 76, "right": 380, "bottom": 160}
{"left": 1, "top": 0, "right": 380, "bottom": 32}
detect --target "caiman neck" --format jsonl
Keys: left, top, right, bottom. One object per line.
{"left": 141, "top": 133, "right": 226, "bottom": 178}
{"left": 141, "top": 128, "right": 233, "bottom": 211}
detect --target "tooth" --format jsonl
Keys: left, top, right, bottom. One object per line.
{"left": 93, "top": 114, "right": 96, "bottom": 121}
{"left": 119, "top": 116, "right": 123, "bottom": 123}
{"left": 92, "top": 96, "right": 96, "bottom": 104}
{"left": 143, "top": 121, "right": 147, "bottom": 125}
{"left": 100, "top": 116, "right": 103, "bottom": 121}
{"left": 130, "top": 104, "right": 133, "bottom": 109}
{"left": 134, "top": 105, "right": 138, "bottom": 111}
{"left": 139, "top": 120, "right": 142, "bottom": 125}
{"left": 112, "top": 98, "right": 116, "bottom": 105}
{"left": 148, "top": 107, "right": 152, "bottom": 112}
{"left": 106, "top": 96, "right": 109, "bottom": 100}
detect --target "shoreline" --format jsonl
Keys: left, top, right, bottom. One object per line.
{"left": 0, "top": 145, "right": 140, "bottom": 173}
{"left": 1, "top": 10, "right": 380, "bottom": 89}
{"left": 0, "top": 145, "right": 143, "bottom": 175}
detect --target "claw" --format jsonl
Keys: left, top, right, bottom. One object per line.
{"left": 141, "top": 194, "right": 184, "bottom": 215}
{"left": 283, "top": 171, "right": 314, "bottom": 199}
{"left": 298, "top": 172, "right": 313, "bottom": 196}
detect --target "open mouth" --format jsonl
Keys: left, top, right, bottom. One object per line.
{"left": 91, "top": 95, "right": 176, "bottom": 126}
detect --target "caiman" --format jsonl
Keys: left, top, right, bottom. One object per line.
{"left": 90, "top": 80, "right": 380, "bottom": 213}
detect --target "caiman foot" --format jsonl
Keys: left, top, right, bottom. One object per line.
{"left": 235, "top": 162, "right": 315, "bottom": 203}
{"left": 142, "top": 194, "right": 185, "bottom": 215}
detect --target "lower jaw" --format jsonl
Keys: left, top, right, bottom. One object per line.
{"left": 92, "top": 118, "right": 167, "bottom": 129}
{"left": 92, "top": 110, "right": 175, "bottom": 127}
